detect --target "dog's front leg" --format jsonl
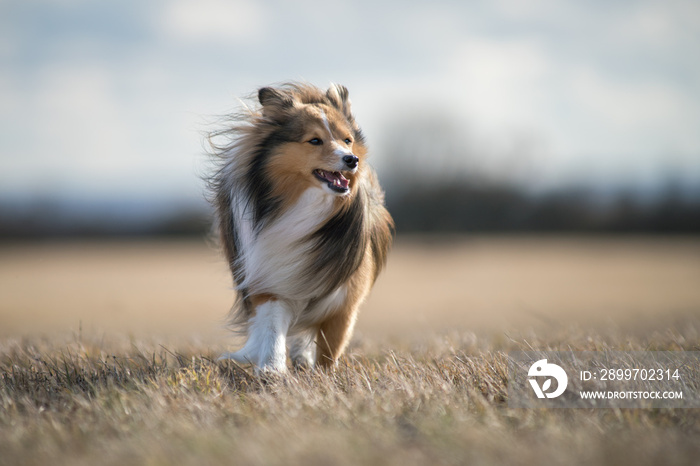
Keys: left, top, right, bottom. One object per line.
{"left": 289, "top": 329, "right": 317, "bottom": 369}
{"left": 219, "top": 296, "right": 292, "bottom": 375}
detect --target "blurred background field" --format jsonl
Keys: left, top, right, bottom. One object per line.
{"left": 2, "top": 236, "right": 699, "bottom": 342}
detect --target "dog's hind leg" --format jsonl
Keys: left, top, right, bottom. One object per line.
{"left": 316, "top": 307, "right": 358, "bottom": 369}
{"left": 315, "top": 256, "right": 375, "bottom": 369}
{"left": 218, "top": 295, "right": 292, "bottom": 375}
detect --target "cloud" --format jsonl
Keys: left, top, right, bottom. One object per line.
{"left": 616, "top": 1, "right": 700, "bottom": 47}
{"left": 159, "top": 0, "right": 264, "bottom": 44}
{"left": 561, "top": 65, "right": 700, "bottom": 164}
{"left": 570, "top": 68, "right": 688, "bottom": 131}
{"left": 0, "top": 60, "right": 204, "bottom": 198}
{"left": 448, "top": 38, "right": 551, "bottom": 126}
{"left": 0, "top": 64, "right": 135, "bottom": 192}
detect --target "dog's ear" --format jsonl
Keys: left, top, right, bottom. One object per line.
{"left": 258, "top": 87, "right": 293, "bottom": 108}
{"left": 258, "top": 87, "right": 295, "bottom": 120}
{"left": 326, "top": 84, "right": 353, "bottom": 120}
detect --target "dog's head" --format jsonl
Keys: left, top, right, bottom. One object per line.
{"left": 256, "top": 83, "right": 367, "bottom": 199}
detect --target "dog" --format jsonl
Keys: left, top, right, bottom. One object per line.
{"left": 209, "top": 82, "right": 393, "bottom": 375}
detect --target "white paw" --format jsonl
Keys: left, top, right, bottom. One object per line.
{"left": 217, "top": 351, "right": 255, "bottom": 365}
{"left": 255, "top": 361, "right": 288, "bottom": 376}
{"left": 218, "top": 350, "right": 287, "bottom": 376}
{"left": 291, "top": 352, "right": 315, "bottom": 370}
{"left": 289, "top": 331, "right": 316, "bottom": 369}
{"left": 220, "top": 299, "right": 293, "bottom": 376}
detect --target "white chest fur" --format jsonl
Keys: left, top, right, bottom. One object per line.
{"left": 234, "top": 186, "right": 335, "bottom": 300}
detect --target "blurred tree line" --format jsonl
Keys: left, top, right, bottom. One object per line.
{"left": 2, "top": 181, "right": 698, "bottom": 239}
{"left": 385, "top": 181, "right": 700, "bottom": 233}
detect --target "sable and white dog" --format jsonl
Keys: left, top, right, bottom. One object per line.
{"left": 210, "top": 83, "right": 393, "bottom": 375}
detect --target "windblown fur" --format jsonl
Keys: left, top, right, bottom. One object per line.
{"left": 209, "top": 82, "right": 393, "bottom": 374}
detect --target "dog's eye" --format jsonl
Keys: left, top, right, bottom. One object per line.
{"left": 308, "top": 138, "right": 323, "bottom": 146}
{"left": 344, "top": 138, "right": 352, "bottom": 145}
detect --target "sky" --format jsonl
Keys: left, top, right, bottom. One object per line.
{"left": 1, "top": 0, "right": 699, "bottom": 206}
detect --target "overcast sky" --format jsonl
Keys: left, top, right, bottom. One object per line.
{"left": 1, "top": 0, "right": 699, "bottom": 203}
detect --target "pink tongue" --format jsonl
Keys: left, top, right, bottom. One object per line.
{"left": 334, "top": 174, "right": 349, "bottom": 189}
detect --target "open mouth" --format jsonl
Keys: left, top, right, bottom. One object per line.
{"left": 313, "top": 169, "right": 350, "bottom": 193}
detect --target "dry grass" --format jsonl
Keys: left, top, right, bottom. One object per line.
{"left": 1, "top": 237, "right": 700, "bottom": 465}
{"left": 2, "top": 320, "right": 700, "bottom": 466}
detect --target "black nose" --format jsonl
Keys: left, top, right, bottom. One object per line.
{"left": 343, "top": 155, "right": 359, "bottom": 169}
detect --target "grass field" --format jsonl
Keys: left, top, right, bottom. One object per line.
{"left": 1, "top": 236, "right": 700, "bottom": 465}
